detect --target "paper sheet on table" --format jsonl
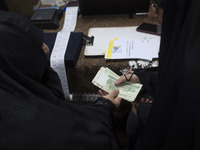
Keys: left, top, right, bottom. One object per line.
{"left": 105, "top": 38, "right": 160, "bottom": 60}
{"left": 84, "top": 26, "right": 160, "bottom": 56}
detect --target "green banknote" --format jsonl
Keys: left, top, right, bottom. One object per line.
{"left": 92, "top": 67, "right": 143, "bottom": 102}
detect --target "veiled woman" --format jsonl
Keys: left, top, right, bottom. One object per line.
{"left": 0, "top": 10, "right": 121, "bottom": 150}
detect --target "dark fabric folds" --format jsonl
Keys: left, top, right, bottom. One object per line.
{"left": 126, "top": 68, "right": 156, "bottom": 150}
{"left": 134, "top": 67, "right": 158, "bottom": 98}
{"left": 0, "top": 10, "right": 119, "bottom": 150}
{"left": 139, "top": 0, "right": 200, "bottom": 150}
{"left": 154, "top": 0, "right": 164, "bottom": 8}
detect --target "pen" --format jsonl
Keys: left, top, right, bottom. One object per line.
{"left": 62, "top": 6, "right": 67, "bottom": 12}
{"left": 132, "top": 12, "right": 149, "bottom": 16}
{"left": 124, "top": 65, "right": 135, "bottom": 82}
{"left": 125, "top": 65, "right": 135, "bottom": 75}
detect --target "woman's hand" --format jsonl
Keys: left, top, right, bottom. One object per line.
{"left": 42, "top": 43, "right": 49, "bottom": 54}
{"left": 115, "top": 73, "right": 140, "bottom": 86}
{"left": 99, "top": 89, "right": 121, "bottom": 109}
{"left": 132, "top": 97, "right": 152, "bottom": 118}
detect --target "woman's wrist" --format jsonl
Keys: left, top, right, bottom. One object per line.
{"left": 124, "top": 73, "right": 141, "bottom": 83}
{"left": 95, "top": 97, "right": 116, "bottom": 110}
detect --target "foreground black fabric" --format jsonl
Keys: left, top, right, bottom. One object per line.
{"left": 126, "top": 68, "right": 157, "bottom": 150}
{"left": 0, "top": 0, "right": 7, "bottom": 10}
{"left": 0, "top": 10, "right": 119, "bottom": 150}
{"left": 154, "top": 0, "right": 164, "bottom": 8}
{"left": 140, "top": 0, "right": 200, "bottom": 150}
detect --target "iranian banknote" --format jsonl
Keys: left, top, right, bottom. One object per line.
{"left": 92, "top": 67, "right": 142, "bottom": 102}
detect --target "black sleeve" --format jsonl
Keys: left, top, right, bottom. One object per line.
{"left": 94, "top": 97, "right": 116, "bottom": 111}
{"left": 41, "top": 65, "right": 65, "bottom": 100}
{"left": 137, "top": 103, "right": 152, "bottom": 124}
{"left": 154, "top": 0, "right": 164, "bottom": 8}
{"left": 134, "top": 67, "right": 158, "bottom": 98}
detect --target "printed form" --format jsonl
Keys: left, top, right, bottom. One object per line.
{"left": 105, "top": 37, "right": 160, "bottom": 60}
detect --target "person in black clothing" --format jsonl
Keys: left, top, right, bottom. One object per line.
{"left": 114, "top": 68, "right": 158, "bottom": 150}
{"left": 0, "top": 10, "right": 122, "bottom": 150}
{"left": 140, "top": 0, "right": 200, "bottom": 149}
{"left": 99, "top": 67, "right": 158, "bottom": 150}
{"left": 116, "top": 0, "right": 200, "bottom": 149}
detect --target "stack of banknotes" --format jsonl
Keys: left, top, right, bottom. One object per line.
{"left": 92, "top": 67, "right": 143, "bottom": 102}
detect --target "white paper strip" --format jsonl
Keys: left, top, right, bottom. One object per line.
{"left": 50, "top": 6, "right": 78, "bottom": 100}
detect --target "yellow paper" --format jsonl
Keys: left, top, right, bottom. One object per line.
{"left": 106, "top": 38, "right": 118, "bottom": 58}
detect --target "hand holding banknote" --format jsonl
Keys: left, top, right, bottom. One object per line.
{"left": 99, "top": 72, "right": 140, "bottom": 108}
{"left": 115, "top": 71, "right": 153, "bottom": 116}
{"left": 99, "top": 89, "right": 121, "bottom": 108}
{"left": 115, "top": 73, "right": 140, "bottom": 86}
{"left": 92, "top": 67, "right": 143, "bottom": 102}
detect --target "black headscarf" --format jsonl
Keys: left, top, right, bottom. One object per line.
{"left": 0, "top": 0, "right": 7, "bottom": 10}
{"left": 0, "top": 10, "right": 119, "bottom": 150}
{"left": 154, "top": 0, "right": 164, "bottom": 8}
{"left": 140, "top": 0, "right": 200, "bottom": 149}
